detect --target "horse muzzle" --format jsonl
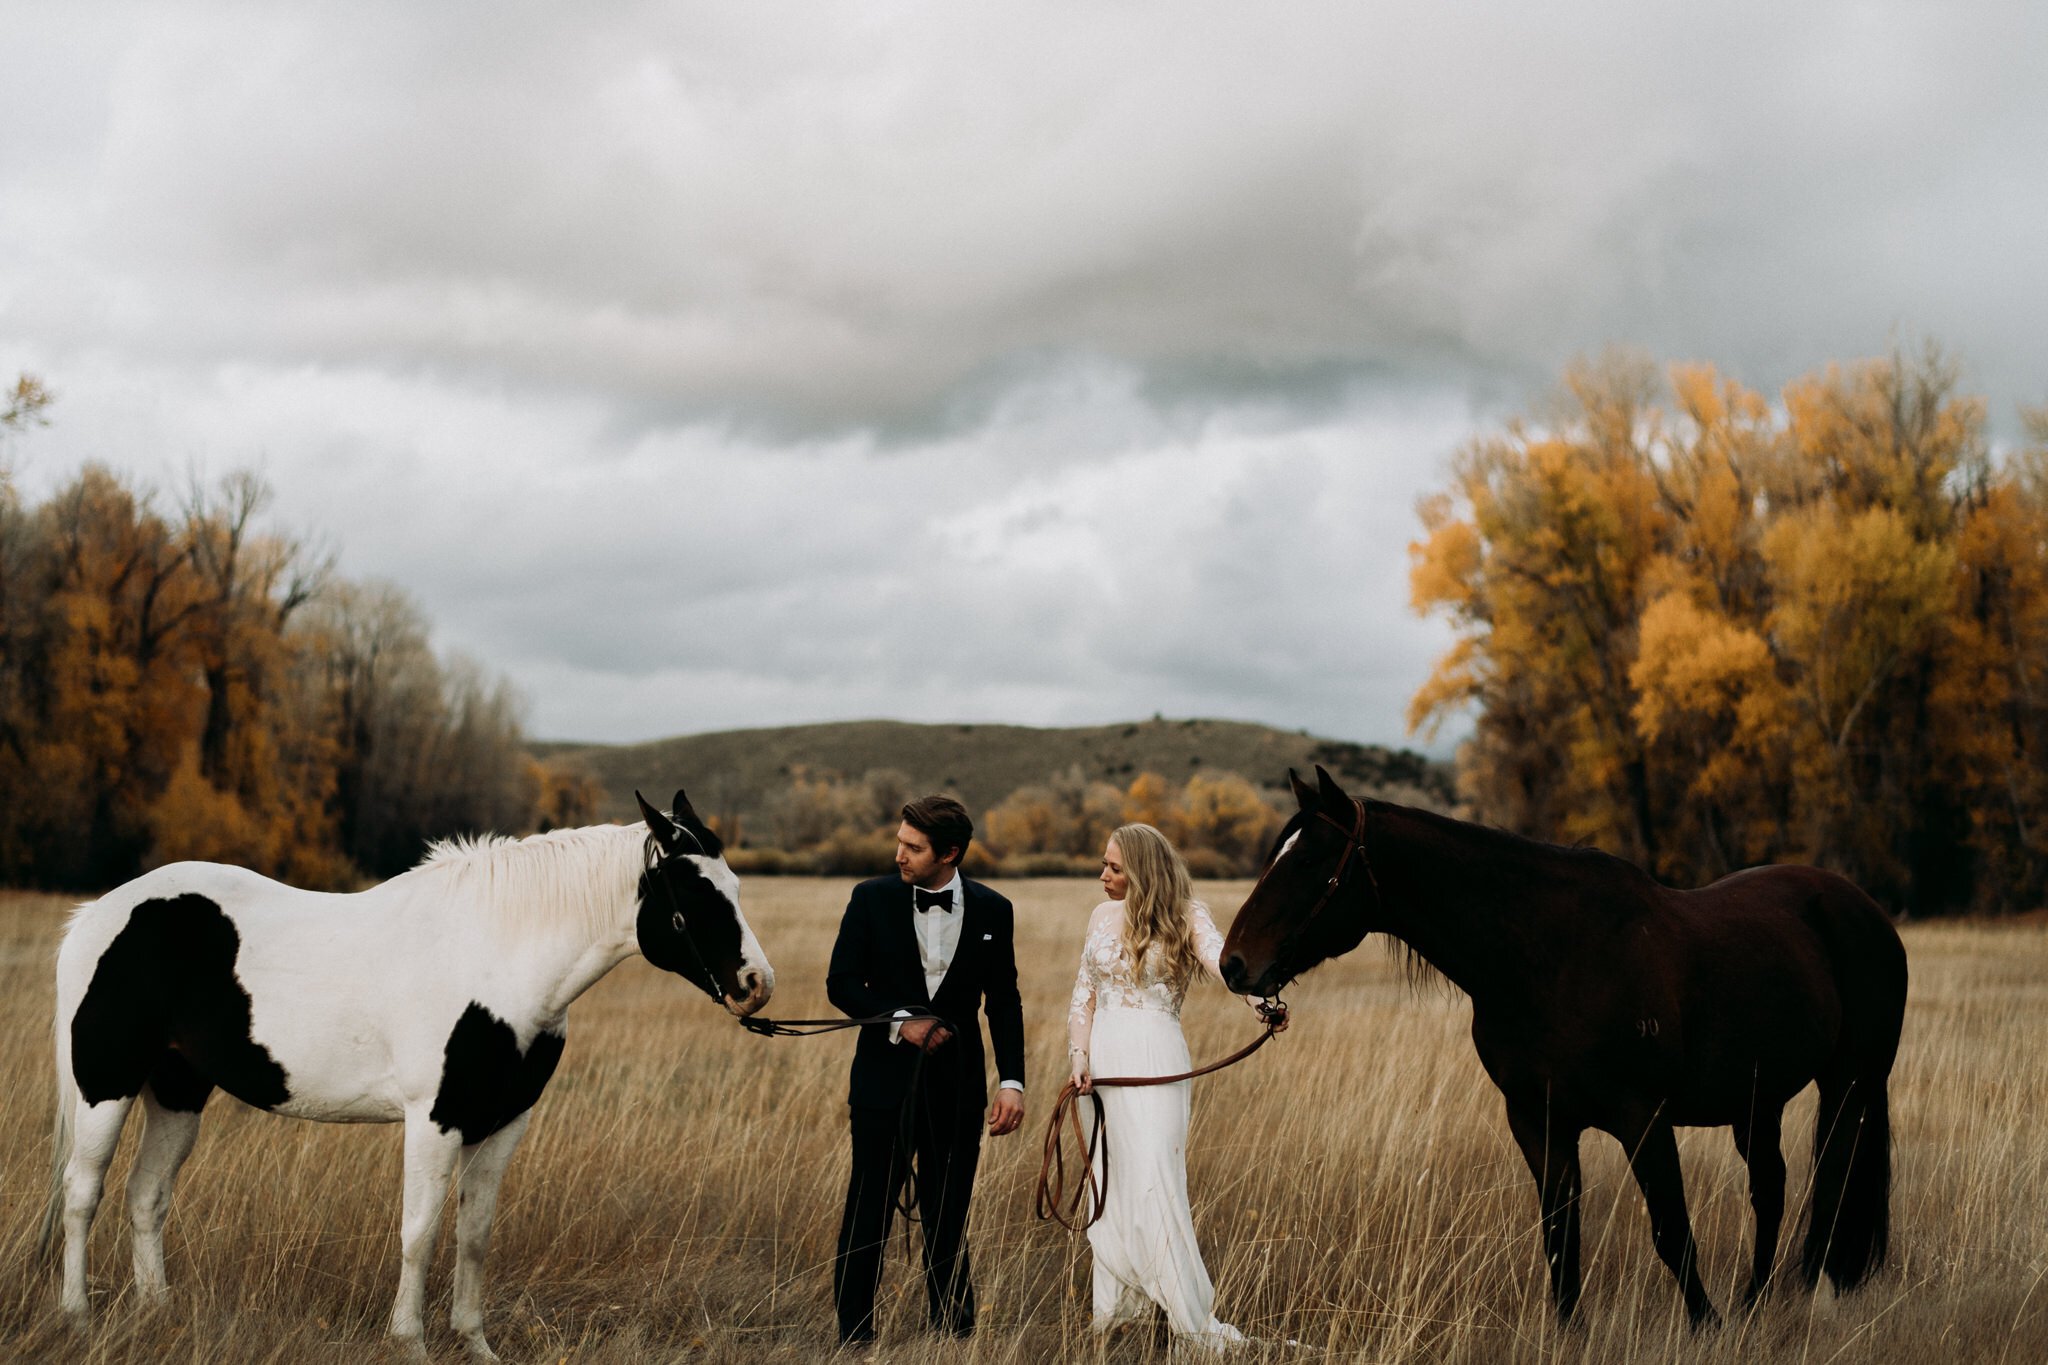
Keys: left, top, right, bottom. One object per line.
{"left": 724, "top": 965, "right": 774, "bottom": 1017}
{"left": 1220, "top": 952, "right": 1259, "bottom": 994}
{"left": 1221, "top": 952, "right": 1286, "bottom": 998}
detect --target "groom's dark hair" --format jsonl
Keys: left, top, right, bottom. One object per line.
{"left": 902, "top": 795, "right": 973, "bottom": 867}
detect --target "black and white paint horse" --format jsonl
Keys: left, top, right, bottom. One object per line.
{"left": 42, "top": 790, "right": 771, "bottom": 1360}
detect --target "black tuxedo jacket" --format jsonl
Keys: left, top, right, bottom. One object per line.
{"left": 826, "top": 874, "right": 1025, "bottom": 1119}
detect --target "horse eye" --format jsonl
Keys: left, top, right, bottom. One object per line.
{"left": 671, "top": 909, "right": 686, "bottom": 933}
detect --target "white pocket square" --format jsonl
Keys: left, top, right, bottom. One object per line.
{"left": 982, "top": 933, "right": 993, "bottom": 941}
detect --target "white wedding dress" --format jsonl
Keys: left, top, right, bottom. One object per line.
{"left": 1068, "top": 899, "right": 1247, "bottom": 1349}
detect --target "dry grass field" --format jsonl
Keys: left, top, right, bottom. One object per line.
{"left": 2, "top": 880, "right": 2044, "bottom": 1364}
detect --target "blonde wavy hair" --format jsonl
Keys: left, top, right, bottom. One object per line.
{"left": 1109, "top": 823, "right": 1203, "bottom": 988}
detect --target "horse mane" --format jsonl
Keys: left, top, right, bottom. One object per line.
{"left": 411, "top": 823, "right": 650, "bottom": 946}
{"left": 1262, "top": 799, "right": 1651, "bottom": 994}
{"left": 1379, "top": 800, "right": 1643, "bottom": 875}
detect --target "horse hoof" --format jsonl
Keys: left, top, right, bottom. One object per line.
{"left": 461, "top": 1333, "right": 500, "bottom": 1362}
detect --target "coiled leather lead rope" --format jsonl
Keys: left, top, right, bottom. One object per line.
{"left": 1035, "top": 1001, "right": 1287, "bottom": 1232}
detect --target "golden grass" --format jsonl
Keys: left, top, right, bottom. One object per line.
{"left": 3, "top": 882, "right": 2044, "bottom": 1363}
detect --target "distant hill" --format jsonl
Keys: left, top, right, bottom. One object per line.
{"left": 533, "top": 717, "right": 1455, "bottom": 829}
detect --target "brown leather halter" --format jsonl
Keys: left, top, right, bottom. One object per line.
{"left": 1252, "top": 796, "right": 1378, "bottom": 953}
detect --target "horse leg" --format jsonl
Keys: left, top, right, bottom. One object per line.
{"left": 1506, "top": 1102, "right": 1583, "bottom": 1324}
{"left": 390, "top": 1111, "right": 463, "bottom": 1358}
{"left": 128, "top": 1084, "right": 207, "bottom": 1303}
{"left": 1623, "top": 1119, "right": 1718, "bottom": 1328}
{"left": 1731, "top": 1106, "right": 1785, "bottom": 1307}
{"left": 60, "top": 1095, "right": 135, "bottom": 1320}
{"left": 450, "top": 1111, "right": 531, "bottom": 1361}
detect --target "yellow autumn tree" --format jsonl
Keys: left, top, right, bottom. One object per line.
{"left": 1922, "top": 409, "right": 2048, "bottom": 907}
{"left": 985, "top": 765, "right": 1124, "bottom": 861}
{"left": 1121, "top": 771, "right": 1177, "bottom": 829}
{"left": 984, "top": 784, "right": 1064, "bottom": 859}
{"left": 1413, "top": 346, "right": 2046, "bottom": 913}
{"left": 1172, "top": 772, "right": 1283, "bottom": 872}
{"left": 1411, "top": 353, "right": 1673, "bottom": 863}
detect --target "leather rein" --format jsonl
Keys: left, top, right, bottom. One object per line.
{"left": 736, "top": 1005, "right": 958, "bottom": 1235}
{"left": 1034, "top": 1001, "right": 1286, "bottom": 1232}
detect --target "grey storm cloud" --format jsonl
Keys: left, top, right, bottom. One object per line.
{"left": 3, "top": 0, "right": 2045, "bottom": 746}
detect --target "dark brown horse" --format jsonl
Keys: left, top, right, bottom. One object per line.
{"left": 1221, "top": 767, "right": 1907, "bottom": 1328}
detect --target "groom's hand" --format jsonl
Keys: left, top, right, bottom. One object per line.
{"left": 988, "top": 1088, "right": 1024, "bottom": 1137}
{"left": 900, "top": 1017, "right": 951, "bottom": 1051}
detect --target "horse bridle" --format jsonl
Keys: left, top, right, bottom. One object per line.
{"left": 641, "top": 830, "right": 734, "bottom": 1007}
{"left": 1251, "top": 797, "right": 1380, "bottom": 971}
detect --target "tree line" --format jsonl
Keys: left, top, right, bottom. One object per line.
{"left": 714, "top": 764, "right": 1292, "bottom": 879}
{"left": 0, "top": 378, "right": 596, "bottom": 891}
{"left": 20, "top": 345, "right": 2041, "bottom": 912}
{"left": 1410, "top": 347, "right": 2048, "bottom": 915}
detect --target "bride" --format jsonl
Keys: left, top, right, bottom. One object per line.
{"left": 1067, "top": 822, "right": 1282, "bottom": 1348}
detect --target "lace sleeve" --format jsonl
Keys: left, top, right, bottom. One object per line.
{"left": 1068, "top": 932, "right": 1097, "bottom": 1060}
{"left": 1191, "top": 901, "right": 1227, "bottom": 985}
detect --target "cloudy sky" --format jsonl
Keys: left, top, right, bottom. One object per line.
{"left": 4, "top": 2, "right": 2044, "bottom": 750}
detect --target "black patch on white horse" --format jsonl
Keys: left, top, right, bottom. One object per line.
{"left": 70, "top": 893, "right": 291, "bottom": 1110}
{"left": 147, "top": 1049, "right": 216, "bottom": 1113}
{"left": 430, "top": 1002, "right": 566, "bottom": 1145}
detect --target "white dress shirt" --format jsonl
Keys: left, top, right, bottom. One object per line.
{"left": 913, "top": 876, "right": 965, "bottom": 995}
{"left": 893, "top": 873, "right": 1022, "bottom": 1095}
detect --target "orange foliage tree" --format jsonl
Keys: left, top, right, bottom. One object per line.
{"left": 1412, "top": 348, "right": 2048, "bottom": 914}
{"left": 984, "top": 765, "right": 1126, "bottom": 864}
{"left": 981, "top": 768, "right": 1283, "bottom": 876}
{"left": 1, "top": 385, "right": 582, "bottom": 889}
{"left": 1172, "top": 772, "right": 1282, "bottom": 871}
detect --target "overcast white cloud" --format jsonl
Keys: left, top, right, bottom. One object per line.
{"left": 4, "top": 1, "right": 2044, "bottom": 748}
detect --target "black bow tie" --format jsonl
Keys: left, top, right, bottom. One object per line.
{"left": 915, "top": 888, "right": 953, "bottom": 913}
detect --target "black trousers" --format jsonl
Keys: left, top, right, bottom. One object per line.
{"left": 832, "top": 1097, "right": 983, "bottom": 1343}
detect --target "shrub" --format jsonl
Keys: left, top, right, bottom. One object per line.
{"left": 726, "top": 846, "right": 819, "bottom": 876}
{"left": 1001, "top": 852, "right": 1099, "bottom": 878}
{"left": 811, "top": 826, "right": 896, "bottom": 877}
{"left": 1180, "top": 845, "right": 1241, "bottom": 879}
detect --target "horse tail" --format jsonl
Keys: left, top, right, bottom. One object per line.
{"left": 38, "top": 1001, "right": 76, "bottom": 1263}
{"left": 1801, "top": 1074, "right": 1891, "bottom": 1291}
{"left": 1801, "top": 877, "right": 1906, "bottom": 1293}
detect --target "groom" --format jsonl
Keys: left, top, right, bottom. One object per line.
{"left": 826, "top": 794, "right": 1026, "bottom": 1346}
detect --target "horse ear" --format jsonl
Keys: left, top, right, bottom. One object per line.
{"left": 1314, "top": 764, "right": 1350, "bottom": 808}
{"left": 1287, "top": 768, "right": 1318, "bottom": 811}
{"left": 636, "top": 790, "right": 681, "bottom": 852}
{"left": 670, "top": 788, "right": 720, "bottom": 857}
{"left": 670, "top": 789, "right": 702, "bottom": 827}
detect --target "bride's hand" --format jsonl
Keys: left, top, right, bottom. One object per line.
{"left": 1070, "top": 1054, "right": 1092, "bottom": 1094}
